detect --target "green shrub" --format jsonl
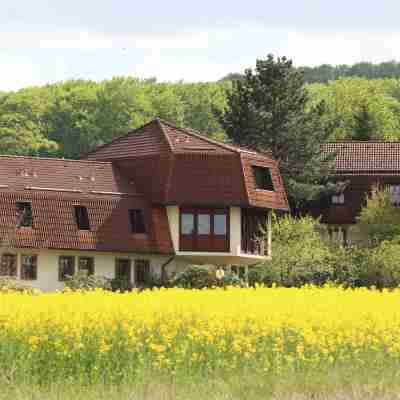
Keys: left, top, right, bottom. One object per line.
{"left": 64, "top": 273, "right": 111, "bottom": 291}
{"left": 170, "top": 265, "right": 217, "bottom": 289}
{"left": 217, "top": 271, "right": 242, "bottom": 287}
{"left": 357, "top": 185, "right": 400, "bottom": 246}
{"left": 253, "top": 215, "right": 333, "bottom": 287}
{"left": 0, "top": 277, "right": 38, "bottom": 294}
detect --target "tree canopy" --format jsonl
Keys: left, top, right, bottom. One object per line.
{"left": 218, "top": 55, "right": 334, "bottom": 208}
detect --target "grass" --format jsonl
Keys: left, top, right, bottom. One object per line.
{"left": 2, "top": 366, "right": 400, "bottom": 400}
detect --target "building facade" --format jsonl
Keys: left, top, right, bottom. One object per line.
{"left": 0, "top": 119, "right": 288, "bottom": 291}
{"left": 313, "top": 141, "right": 400, "bottom": 244}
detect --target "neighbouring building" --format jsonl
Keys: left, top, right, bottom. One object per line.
{"left": 313, "top": 141, "right": 400, "bottom": 244}
{"left": 0, "top": 118, "right": 288, "bottom": 291}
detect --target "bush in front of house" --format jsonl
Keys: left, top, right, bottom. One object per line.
{"left": 357, "top": 185, "right": 400, "bottom": 246}
{"left": 64, "top": 273, "right": 111, "bottom": 291}
{"left": 0, "top": 277, "right": 38, "bottom": 294}
{"left": 251, "top": 214, "right": 334, "bottom": 287}
{"left": 170, "top": 265, "right": 218, "bottom": 289}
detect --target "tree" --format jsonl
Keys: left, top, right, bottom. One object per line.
{"left": 352, "top": 103, "right": 377, "bottom": 140}
{"left": 219, "top": 54, "right": 334, "bottom": 209}
{"left": 357, "top": 185, "right": 400, "bottom": 246}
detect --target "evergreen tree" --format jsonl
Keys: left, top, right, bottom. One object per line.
{"left": 352, "top": 103, "right": 376, "bottom": 141}
{"left": 219, "top": 54, "right": 334, "bottom": 210}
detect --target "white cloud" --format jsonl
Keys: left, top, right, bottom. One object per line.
{"left": 0, "top": 53, "right": 44, "bottom": 91}
{"left": 282, "top": 30, "right": 400, "bottom": 66}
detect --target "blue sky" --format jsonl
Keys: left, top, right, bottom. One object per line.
{"left": 2, "top": 0, "right": 400, "bottom": 91}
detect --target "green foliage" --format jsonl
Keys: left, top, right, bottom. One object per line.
{"left": 308, "top": 78, "right": 400, "bottom": 140}
{"left": 300, "top": 60, "right": 400, "bottom": 83}
{"left": 357, "top": 185, "right": 400, "bottom": 245}
{"left": 171, "top": 265, "right": 217, "bottom": 289}
{"left": 0, "top": 78, "right": 227, "bottom": 159}
{"left": 261, "top": 214, "right": 333, "bottom": 286}
{"left": 219, "top": 54, "right": 334, "bottom": 208}
{"left": 63, "top": 273, "right": 111, "bottom": 291}
{"left": 0, "top": 277, "right": 38, "bottom": 293}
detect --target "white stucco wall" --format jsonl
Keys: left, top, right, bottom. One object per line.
{"left": 7, "top": 249, "right": 188, "bottom": 292}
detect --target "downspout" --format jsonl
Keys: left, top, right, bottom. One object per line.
{"left": 161, "top": 256, "right": 175, "bottom": 285}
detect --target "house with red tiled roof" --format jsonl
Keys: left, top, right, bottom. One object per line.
{"left": 0, "top": 118, "right": 288, "bottom": 291}
{"left": 313, "top": 141, "right": 400, "bottom": 244}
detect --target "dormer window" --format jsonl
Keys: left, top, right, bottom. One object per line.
{"left": 331, "top": 193, "right": 345, "bottom": 205}
{"left": 74, "top": 206, "right": 90, "bottom": 230}
{"left": 129, "top": 209, "right": 146, "bottom": 234}
{"left": 16, "top": 202, "right": 33, "bottom": 227}
{"left": 252, "top": 166, "right": 274, "bottom": 191}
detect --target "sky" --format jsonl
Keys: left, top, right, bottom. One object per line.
{"left": 2, "top": 0, "right": 400, "bottom": 91}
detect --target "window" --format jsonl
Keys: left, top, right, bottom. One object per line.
{"left": 198, "top": 214, "right": 211, "bottom": 235}
{"left": 181, "top": 213, "right": 195, "bottom": 235}
{"left": 391, "top": 185, "right": 400, "bottom": 207}
{"left": 58, "top": 256, "right": 75, "bottom": 281}
{"left": 74, "top": 206, "right": 90, "bottom": 230}
{"left": 135, "top": 260, "right": 150, "bottom": 285}
{"left": 0, "top": 254, "right": 17, "bottom": 276}
{"left": 115, "top": 259, "right": 131, "bottom": 282}
{"left": 16, "top": 202, "right": 33, "bottom": 227}
{"left": 180, "top": 208, "right": 229, "bottom": 252}
{"left": 331, "top": 193, "right": 345, "bottom": 205}
{"left": 214, "top": 214, "right": 227, "bottom": 235}
{"left": 129, "top": 209, "right": 146, "bottom": 234}
{"left": 252, "top": 166, "right": 274, "bottom": 191}
{"left": 78, "top": 257, "right": 94, "bottom": 276}
{"left": 21, "top": 255, "right": 37, "bottom": 280}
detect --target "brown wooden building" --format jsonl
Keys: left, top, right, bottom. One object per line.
{"left": 0, "top": 118, "right": 288, "bottom": 291}
{"left": 312, "top": 141, "right": 400, "bottom": 243}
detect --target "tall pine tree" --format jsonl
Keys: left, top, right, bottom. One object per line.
{"left": 219, "top": 55, "right": 334, "bottom": 210}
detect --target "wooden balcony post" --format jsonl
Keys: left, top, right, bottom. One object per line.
{"left": 267, "top": 210, "right": 272, "bottom": 257}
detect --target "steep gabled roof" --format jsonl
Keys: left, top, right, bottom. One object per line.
{"left": 84, "top": 117, "right": 272, "bottom": 159}
{"left": 84, "top": 119, "right": 172, "bottom": 160}
{"left": 322, "top": 141, "right": 400, "bottom": 174}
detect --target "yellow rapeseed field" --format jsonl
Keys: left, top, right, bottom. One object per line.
{"left": 0, "top": 286, "right": 399, "bottom": 384}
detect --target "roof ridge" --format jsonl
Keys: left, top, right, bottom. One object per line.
{"left": 158, "top": 118, "right": 269, "bottom": 157}
{"left": 324, "top": 141, "right": 400, "bottom": 144}
{"left": 81, "top": 119, "right": 160, "bottom": 158}
{"left": 0, "top": 154, "right": 112, "bottom": 165}
{"left": 155, "top": 117, "right": 174, "bottom": 151}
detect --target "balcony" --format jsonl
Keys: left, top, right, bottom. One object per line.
{"left": 166, "top": 206, "right": 271, "bottom": 266}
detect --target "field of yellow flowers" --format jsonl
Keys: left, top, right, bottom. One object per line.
{"left": 1, "top": 286, "right": 400, "bottom": 386}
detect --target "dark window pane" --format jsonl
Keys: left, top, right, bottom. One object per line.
{"left": 16, "top": 202, "right": 33, "bottom": 227}
{"left": 74, "top": 206, "right": 90, "bottom": 230}
{"left": 181, "top": 213, "right": 195, "bottom": 235}
{"left": 115, "top": 259, "right": 131, "bottom": 282}
{"left": 21, "top": 255, "right": 37, "bottom": 280}
{"left": 252, "top": 166, "right": 274, "bottom": 191}
{"left": 59, "top": 256, "right": 75, "bottom": 281}
{"left": 0, "top": 254, "right": 17, "bottom": 276}
{"left": 135, "top": 260, "right": 150, "bottom": 285}
{"left": 78, "top": 257, "right": 94, "bottom": 275}
{"left": 129, "top": 209, "right": 146, "bottom": 233}
{"left": 198, "top": 214, "right": 211, "bottom": 235}
{"left": 214, "top": 214, "right": 227, "bottom": 235}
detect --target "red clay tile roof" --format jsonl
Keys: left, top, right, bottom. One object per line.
{"left": 322, "top": 142, "right": 400, "bottom": 174}
{"left": 84, "top": 118, "right": 271, "bottom": 159}
{"left": 0, "top": 155, "right": 136, "bottom": 194}
{"left": 84, "top": 118, "right": 289, "bottom": 211}
{"left": 0, "top": 155, "right": 174, "bottom": 254}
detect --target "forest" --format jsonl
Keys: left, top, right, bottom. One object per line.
{"left": 2, "top": 60, "right": 400, "bottom": 160}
